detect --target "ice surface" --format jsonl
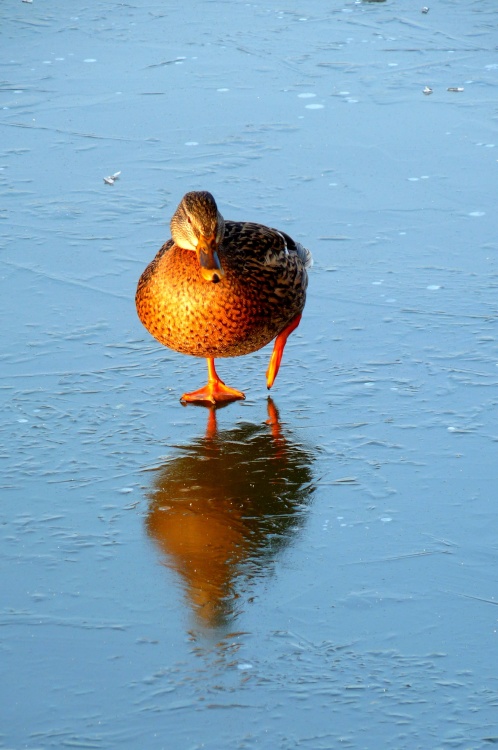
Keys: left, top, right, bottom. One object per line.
{"left": 1, "top": 0, "right": 497, "bottom": 748}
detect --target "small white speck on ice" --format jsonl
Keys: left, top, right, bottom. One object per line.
{"left": 103, "top": 171, "right": 121, "bottom": 185}
{"left": 305, "top": 103, "right": 324, "bottom": 109}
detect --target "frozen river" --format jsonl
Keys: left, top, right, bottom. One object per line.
{"left": 1, "top": 1, "right": 497, "bottom": 747}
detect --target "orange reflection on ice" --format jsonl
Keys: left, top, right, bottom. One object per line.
{"left": 145, "top": 399, "right": 315, "bottom": 628}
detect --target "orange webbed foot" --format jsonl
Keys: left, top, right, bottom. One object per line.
{"left": 181, "top": 358, "right": 245, "bottom": 405}
{"left": 181, "top": 382, "right": 245, "bottom": 405}
{"left": 266, "top": 313, "right": 302, "bottom": 389}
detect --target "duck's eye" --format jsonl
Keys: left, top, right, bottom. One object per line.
{"left": 187, "top": 216, "right": 192, "bottom": 225}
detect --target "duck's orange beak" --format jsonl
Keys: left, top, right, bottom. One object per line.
{"left": 196, "top": 234, "right": 224, "bottom": 283}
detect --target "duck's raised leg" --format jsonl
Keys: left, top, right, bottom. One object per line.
{"left": 181, "top": 358, "right": 245, "bottom": 405}
{"left": 266, "top": 313, "right": 302, "bottom": 390}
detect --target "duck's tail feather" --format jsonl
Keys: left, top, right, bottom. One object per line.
{"left": 295, "top": 241, "right": 313, "bottom": 269}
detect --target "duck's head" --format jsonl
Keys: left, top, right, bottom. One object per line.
{"left": 170, "top": 191, "right": 225, "bottom": 283}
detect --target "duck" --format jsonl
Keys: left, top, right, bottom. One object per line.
{"left": 135, "top": 190, "right": 312, "bottom": 404}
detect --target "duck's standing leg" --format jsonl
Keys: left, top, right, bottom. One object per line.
{"left": 266, "top": 313, "right": 302, "bottom": 390}
{"left": 181, "top": 358, "right": 246, "bottom": 405}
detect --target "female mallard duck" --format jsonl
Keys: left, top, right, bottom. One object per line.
{"left": 136, "top": 191, "right": 312, "bottom": 404}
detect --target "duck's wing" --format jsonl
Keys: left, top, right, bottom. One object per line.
{"left": 224, "top": 221, "right": 312, "bottom": 271}
{"left": 278, "top": 229, "right": 313, "bottom": 270}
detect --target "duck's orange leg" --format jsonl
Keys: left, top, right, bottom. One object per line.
{"left": 266, "top": 313, "right": 302, "bottom": 390}
{"left": 181, "top": 358, "right": 245, "bottom": 405}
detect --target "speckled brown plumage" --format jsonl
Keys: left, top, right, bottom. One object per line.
{"left": 135, "top": 191, "right": 311, "bottom": 402}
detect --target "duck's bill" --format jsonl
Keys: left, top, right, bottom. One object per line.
{"left": 196, "top": 235, "right": 225, "bottom": 283}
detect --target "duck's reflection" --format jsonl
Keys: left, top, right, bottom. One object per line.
{"left": 145, "top": 399, "right": 315, "bottom": 629}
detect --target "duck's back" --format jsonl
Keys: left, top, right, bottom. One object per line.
{"left": 136, "top": 221, "right": 311, "bottom": 359}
